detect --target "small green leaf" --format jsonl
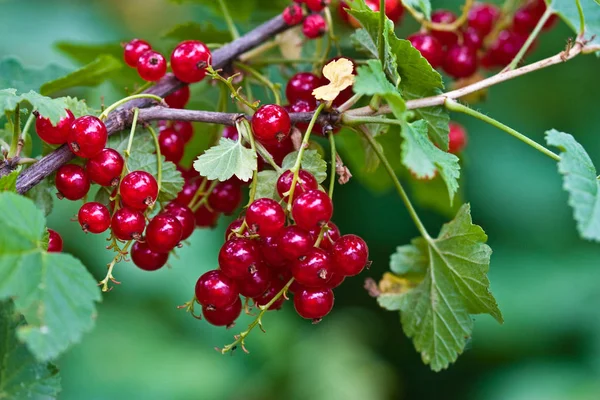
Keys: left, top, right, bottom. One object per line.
{"left": 390, "top": 238, "right": 428, "bottom": 278}
{"left": 546, "top": 129, "right": 600, "bottom": 241}
{"left": 0, "top": 89, "right": 68, "bottom": 125}
{"left": 107, "top": 128, "right": 155, "bottom": 155}
{"left": 162, "top": 21, "right": 230, "bottom": 43}
{"left": 254, "top": 170, "right": 281, "bottom": 201}
{"left": 193, "top": 137, "right": 257, "bottom": 182}
{"left": 0, "top": 300, "right": 61, "bottom": 399}
{"left": 281, "top": 149, "right": 328, "bottom": 183}
{"left": 0, "top": 170, "right": 19, "bottom": 192}
{"left": 551, "top": 0, "right": 600, "bottom": 52}
{"left": 0, "top": 57, "right": 71, "bottom": 93}
{"left": 62, "top": 97, "right": 95, "bottom": 118}
{"left": 403, "top": 0, "right": 432, "bottom": 20}
{"left": 94, "top": 187, "right": 112, "bottom": 207}
{"left": 354, "top": 60, "right": 406, "bottom": 120}
{"left": 127, "top": 153, "right": 184, "bottom": 202}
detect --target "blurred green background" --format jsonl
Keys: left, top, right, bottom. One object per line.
{"left": 3, "top": 0, "right": 600, "bottom": 399}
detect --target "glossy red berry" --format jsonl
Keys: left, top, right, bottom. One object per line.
{"left": 35, "top": 109, "right": 75, "bottom": 145}
{"left": 431, "top": 10, "right": 459, "bottom": 47}
{"left": 194, "top": 205, "right": 220, "bottom": 228}
{"left": 195, "top": 270, "right": 240, "bottom": 308}
{"left": 131, "top": 241, "right": 169, "bottom": 271}
{"left": 175, "top": 178, "right": 201, "bottom": 206}
{"left": 47, "top": 229, "right": 63, "bottom": 252}
{"left": 254, "top": 279, "right": 286, "bottom": 310}
{"left": 160, "top": 120, "right": 194, "bottom": 143}
{"left": 283, "top": 3, "right": 304, "bottom": 25}
{"left": 292, "top": 248, "right": 333, "bottom": 287}
{"left": 251, "top": 104, "right": 291, "bottom": 144}
{"left": 119, "top": 171, "right": 159, "bottom": 210}
{"left": 259, "top": 234, "right": 288, "bottom": 269}
{"left": 170, "top": 40, "right": 211, "bottom": 83}
{"left": 292, "top": 190, "right": 333, "bottom": 230}
{"left": 262, "top": 137, "right": 294, "bottom": 166}
{"left": 111, "top": 207, "right": 146, "bottom": 241}
{"left": 86, "top": 148, "right": 124, "bottom": 187}
{"left": 236, "top": 263, "right": 272, "bottom": 298}
{"left": 407, "top": 33, "right": 444, "bottom": 68}
{"left": 202, "top": 297, "right": 242, "bottom": 326}
{"left": 55, "top": 164, "right": 90, "bottom": 200}
{"left": 136, "top": 50, "right": 167, "bottom": 82}
{"left": 146, "top": 214, "right": 183, "bottom": 253}
{"left": 124, "top": 39, "right": 151, "bottom": 68}
{"left": 467, "top": 2, "right": 500, "bottom": 36}
{"left": 78, "top": 202, "right": 111, "bottom": 234}
{"left": 331, "top": 234, "right": 369, "bottom": 276}
{"left": 245, "top": 198, "right": 286, "bottom": 236}
{"left": 306, "top": 0, "right": 328, "bottom": 12}
{"left": 277, "top": 170, "right": 319, "bottom": 202}
{"left": 218, "top": 237, "right": 262, "bottom": 280}
{"left": 382, "top": 0, "right": 404, "bottom": 23}
{"left": 286, "top": 100, "right": 315, "bottom": 132}
{"left": 68, "top": 116, "right": 107, "bottom": 158}
{"left": 443, "top": 45, "right": 478, "bottom": 79}
{"left": 294, "top": 288, "right": 334, "bottom": 320}
{"left": 278, "top": 226, "right": 314, "bottom": 261}
{"left": 158, "top": 127, "right": 185, "bottom": 164}
{"left": 164, "top": 86, "right": 190, "bottom": 109}
{"left": 310, "top": 221, "right": 341, "bottom": 251}
{"left": 326, "top": 273, "right": 345, "bottom": 289}
{"left": 225, "top": 219, "right": 245, "bottom": 240}
{"left": 463, "top": 27, "right": 483, "bottom": 50}
{"left": 222, "top": 125, "right": 239, "bottom": 141}
{"left": 483, "top": 30, "right": 527, "bottom": 68}
{"left": 208, "top": 181, "right": 242, "bottom": 215}
{"left": 286, "top": 72, "right": 323, "bottom": 104}
{"left": 303, "top": 14, "right": 327, "bottom": 39}
{"left": 164, "top": 202, "right": 195, "bottom": 240}
{"left": 448, "top": 122, "right": 467, "bottom": 154}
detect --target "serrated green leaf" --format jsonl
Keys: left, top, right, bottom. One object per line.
{"left": 354, "top": 60, "right": 406, "bottom": 120}
{"left": 0, "top": 300, "right": 61, "bottom": 399}
{"left": 545, "top": 129, "right": 600, "bottom": 241}
{"left": 385, "top": 204, "right": 502, "bottom": 371}
{"left": 551, "top": 0, "right": 600, "bottom": 52}
{"left": 127, "top": 153, "right": 184, "bottom": 202}
{"left": 0, "top": 170, "right": 19, "bottom": 192}
{"left": 62, "top": 96, "right": 95, "bottom": 118}
{"left": 162, "top": 21, "right": 230, "bottom": 43}
{"left": 281, "top": 149, "right": 328, "bottom": 183}
{"left": 0, "top": 193, "right": 101, "bottom": 361}
{"left": 390, "top": 238, "right": 428, "bottom": 278}
{"left": 401, "top": 120, "right": 460, "bottom": 204}
{"left": 0, "top": 57, "right": 71, "bottom": 93}
{"left": 193, "top": 137, "right": 257, "bottom": 182}
{"left": 94, "top": 186, "right": 113, "bottom": 207}
{"left": 0, "top": 89, "right": 68, "bottom": 125}
{"left": 403, "top": 0, "right": 432, "bottom": 20}
{"left": 254, "top": 170, "right": 280, "bottom": 201}
{"left": 107, "top": 128, "right": 155, "bottom": 155}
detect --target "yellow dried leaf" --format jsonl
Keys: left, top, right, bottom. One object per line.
{"left": 312, "top": 58, "right": 355, "bottom": 102}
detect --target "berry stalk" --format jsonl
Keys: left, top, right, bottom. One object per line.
{"left": 504, "top": 5, "right": 554, "bottom": 71}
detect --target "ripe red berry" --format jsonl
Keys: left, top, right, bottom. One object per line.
{"left": 175, "top": 178, "right": 201, "bottom": 206}
{"left": 222, "top": 125, "right": 239, "bottom": 141}
{"left": 47, "top": 229, "right": 63, "bottom": 252}
{"left": 463, "top": 27, "right": 484, "bottom": 50}
{"left": 292, "top": 190, "right": 333, "bottom": 230}
{"left": 331, "top": 234, "right": 369, "bottom": 276}
{"left": 251, "top": 104, "right": 291, "bottom": 144}
{"left": 170, "top": 40, "right": 211, "bottom": 83}
{"left": 430, "top": 10, "right": 459, "bottom": 47}
{"left": 68, "top": 116, "right": 108, "bottom": 158}
{"left": 136, "top": 50, "right": 167, "bottom": 82}
{"left": 286, "top": 100, "right": 316, "bottom": 132}
{"left": 111, "top": 207, "right": 146, "bottom": 241}
{"left": 382, "top": 0, "right": 404, "bottom": 23}
{"left": 225, "top": 219, "right": 245, "bottom": 241}
{"left": 158, "top": 127, "right": 185, "bottom": 164}
{"left": 146, "top": 214, "right": 183, "bottom": 253}
{"left": 131, "top": 241, "right": 169, "bottom": 271}
{"left": 340, "top": 0, "right": 403, "bottom": 26}
{"left": 195, "top": 270, "right": 240, "bottom": 308}
{"left": 259, "top": 234, "right": 288, "bottom": 269}
{"left": 254, "top": 279, "right": 286, "bottom": 310}
{"left": 208, "top": 181, "right": 242, "bottom": 215}
{"left": 164, "top": 86, "right": 190, "bottom": 109}
{"left": 194, "top": 205, "right": 220, "bottom": 228}
{"left": 78, "top": 202, "right": 111, "bottom": 234}
{"left": 35, "top": 109, "right": 75, "bottom": 145}
{"left": 86, "top": 148, "right": 124, "bottom": 187}
{"left": 310, "top": 221, "right": 341, "bottom": 251}
{"left": 55, "top": 164, "right": 90, "bottom": 200}
{"left": 245, "top": 198, "right": 286, "bottom": 236}
{"left": 164, "top": 202, "right": 195, "bottom": 240}
{"left": 278, "top": 226, "right": 314, "bottom": 260}
{"left": 448, "top": 122, "right": 467, "bottom": 154}
{"left": 306, "top": 0, "right": 329, "bottom": 12}
{"left": 292, "top": 248, "right": 333, "bottom": 287}
{"left": 202, "top": 297, "right": 242, "bottom": 326}
{"left": 303, "top": 14, "right": 327, "bottom": 39}
{"left": 483, "top": 29, "right": 527, "bottom": 68}
{"left": 326, "top": 273, "right": 345, "bottom": 289}
{"left": 467, "top": 2, "right": 500, "bottom": 37}
{"left": 262, "top": 137, "right": 294, "bottom": 166}
{"left": 124, "top": 39, "right": 151, "bottom": 68}
{"left": 159, "top": 120, "right": 194, "bottom": 143}
{"left": 294, "top": 288, "right": 334, "bottom": 320}
{"left": 443, "top": 45, "right": 478, "bottom": 79}
{"left": 283, "top": 3, "right": 304, "bottom": 25}
{"left": 218, "top": 237, "right": 262, "bottom": 279}
{"left": 407, "top": 33, "right": 444, "bottom": 68}
{"left": 119, "top": 171, "right": 159, "bottom": 210}
{"left": 286, "top": 72, "right": 323, "bottom": 104}
{"left": 236, "top": 263, "right": 272, "bottom": 298}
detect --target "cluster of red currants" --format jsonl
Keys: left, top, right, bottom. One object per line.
{"left": 283, "top": 0, "right": 339, "bottom": 39}
{"left": 338, "top": 0, "right": 404, "bottom": 27}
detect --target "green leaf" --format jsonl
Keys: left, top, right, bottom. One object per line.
{"left": 403, "top": 0, "right": 432, "bottom": 20}
{"left": 0, "top": 300, "right": 61, "bottom": 399}
{"left": 127, "top": 153, "right": 184, "bottom": 203}
{"left": 0, "top": 170, "right": 19, "bottom": 192}
{"left": 281, "top": 149, "right": 328, "bottom": 183}
{"left": 107, "top": 128, "right": 155, "bottom": 155}
{"left": 390, "top": 238, "right": 428, "bottom": 278}
{"left": 354, "top": 60, "right": 406, "bottom": 119}
{"left": 63, "top": 96, "right": 95, "bottom": 118}
{"left": 94, "top": 186, "right": 113, "bottom": 207}
{"left": 40, "top": 55, "right": 122, "bottom": 96}
{"left": 381, "top": 204, "right": 502, "bottom": 371}
{"left": 545, "top": 129, "right": 600, "bottom": 241}
{"left": 25, "top": 178, "right": 54, "bottom": 217}
{"left": 0, "top": 89, "right": 68, "bottom": 125}
{"left": 254, "top": 170, "right": 280, "bottom": 201}
{"left": 193, "top": 137, "right": 257, "bottom": 182}
{"left": 551, "top": 0, "right": 600, "bottom": 52}
{"left": 167, "top": 0, "right": 266, "bottom": 22}
{"left": 400, "top": 120, "right": 460, "bottom": 204}
{"left": 0, "top": 193, "right": 101, "bottom": 361}
{"left": 162, "top": 21, "right": 230, "bottom": 43}
{"left": 0, "top": 57, "right": 71, "bottom": 93}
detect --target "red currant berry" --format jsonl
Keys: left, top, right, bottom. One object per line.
{"left": 331, "top": 234, "right": 369, "bottom": 276}
{"left": 136, "top": 50, "right": 167, "bottom": 82}
{"left": 225, "top": 219, "right": 246, "bottom": 240}
{"left": 262, "top": 137, "right": 294, "bottom": 166}
{"left": 164, "top": 86, "right": 190, "bottom": 109}
{"left": 175, "top": 178, "right": 201, "bottom": 206}
{"left": 146, "top": 214, "right": 183, "bottom": 253}
{"left": 251, "top": 104, "right": 291, "bottom": 144}
{"left": 119, "top": 171, "right": 159, "bottom": 210}
{"left": 245, "top": 198, "right": 286, "bottom": 236}
{"left": 306, "top": 0, "right": 329, "bottom": 12}
{"left": 382, "top": 0, "right": 404, "bottom": 23}
{"left": 170, "top": 40, "right": 211, "bottom": 83}
{"left": 443, "top": 45, "right": 478, "bottom": 79}
{"left": 254, "top": 279, "right": 286, "bottom": 310}
{"left": 303, "top": 14, "right": 327, "bottom": 39}
{"left": 407, "top": 33, "right": 444, "bottom": 68}
{"left": 463, "top": 27, "right": 483, "bottom": 50}
{"left": 111, "top": 207, "right": 146, "bottom": 241}
{"left": 218, "top": 237, "right": 262, "bottom": 279}
{"left": 294, "top": 288, "right": 334, "bottom": 320}
{"left": 202, "top": 297, "right": 242, "bottom": 326}
{"left": 283, "top": 3, "right": 304, "bottom": 25}
{"left": 55, "top": 164, "right": 90, "bottom": 200}
{"left": 68, "top": 116, "right": 108, "bottom": 158}
{"left": 164, "top": 202, "right": 195, "bottom": 240}
{"left": 158, "top": 127, "right": 185, "bottom": 164}
{"left": 292, "top": 248, "right": 333, "bottom": 287}
{"left": 195, "top": 205, "right": 220, "bottom": 228}
{"left": 448, "top": 122, "right": 467, "bottom": 154}
{"left": 467, "top": 2, "right": 500, "bottom": 36}
{"left": 278, "top": 226, "right": 314, "bottom": 260}
{"left": 286, "top": 72, "right": 323, "bottom": 104}
{"left": 277, "top": 170, "right": 319, "bottom": 202}
{"left": 124, "top": 39, "right": 151, "bottom": 68}
{"left": 258, "top": 234, "right": 288, "bottom": 269}
{"left": 292, "top": 190, "right": 333, "bottom": 230}
{"left": 326, "top": 273, "right": 345, "bottom": 289}
{"left": 78, "top": 202, "right": 111, "bottom": 234}
{"left": 35, "top": 109, "right": 75, "bottom": 145}
{"left": 159, "top": 120, "right": 194, "bottom": 143}
{"left": 286, "top": 100, "right": 315, "bottom": 132}
{"left": 195, "top": 269, "right": 240, "bottom": 308}
{"left": 236, "top": 263, "right": 272, "bottom": 298}
{"left": 513, "top": 7, "right": 539, "bottom": 35}
{"left": 131, "top": 241, "right": 169, "bottom": 271}
{"left": 47, "top": 229, "right": 63, "bottom": 252}
{"left": 222, "top": 125, "right": 239, "bottom": 141}
{"left": 483, "top": 30, "right": 527, "bottom": 67}
{"left": 208, "top": 180, "right": 242, "bottom": 215}
{"left": 310, "top": 221, "right": 340, "bottom": 251}
{"left": 86, "top": 148, "right": 124, "bottom": 187}
{"left": 430, "top": 10, "right": 459, "bottom": 47}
